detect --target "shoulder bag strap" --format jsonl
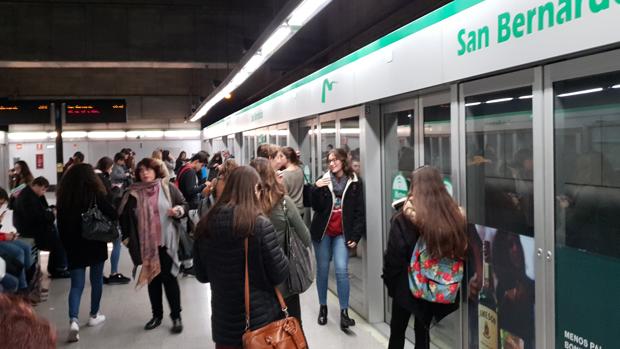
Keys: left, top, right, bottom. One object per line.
{"left": 244, "top": 237, "right": 289, "bottom": 333}
{"left": 244, "top": 238, "right": 251, "bottom": 331}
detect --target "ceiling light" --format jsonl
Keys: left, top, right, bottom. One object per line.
{"left": 486, "top": 97, "right": 514, "bottom": 104}
{"left": 164, "top": 130, "right": 201, "bottom": 139}
{"left": 612, "top": 84, "right": 620, "bottom": 89}
{"left": 340, "top": 128, "right": 360, "bottom": 135}
{"left": 557, "top": 87, "right": 603, "bottom": 98}
{"left": 190, "top": 0, "right": 330, "bottom": 122}
{"left": 288, "top": 0, "right": 332, "bottom": 27}
{"left": 61, "top": 131, "right": 88, "bottom": 138}
{"left": 519, "top": 95, "right": 533, "bottom": 99}
{"left": 261, "top": 26, "right": 292, "bottom": 57}
{"left": 8, "top": 132, "right": 49, "bottom": 141}
{"left": 126, "top": 130, "right": 164, "bottom": 139}
{"left": 224, "top": 93, "right": 232, "bottom": 100}
{"left": 88, "top": 131, "right": 126, "bottom": 139}
{"left": 244, "top": 55, "right": 265, "bottom": 73}
{"left": 465, "top": 102, "right": 482, "bottom": 107}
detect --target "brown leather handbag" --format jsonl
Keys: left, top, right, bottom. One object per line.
{"left": 242, "top": 238, "right": 308, "bottom": 349}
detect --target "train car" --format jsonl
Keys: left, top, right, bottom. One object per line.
{"left": 202, "top": 1, "right": 620, "bottom": 348}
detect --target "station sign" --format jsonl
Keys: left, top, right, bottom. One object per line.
{"left": 64, "top": 100, "right": 127, "bottom": 124}
{"left": 0, "top": 101, "right": 50, "bottom": 125}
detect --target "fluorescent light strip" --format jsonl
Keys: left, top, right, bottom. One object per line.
{"left": 62, "top": 131, "right": 88, "bottom": 138}
{"left": 164, "top": 130, "right": 201, "bottom": 139}
{"left": 288, "top": 0, "right": 330, "bottom": 26}
{"left": 486, "top": 97, "right": 514, "bottom": 104}
{"left": 126, "top": 130, "right": 164, "bottom": 139}
{"left": 519, "top": 95, "right": 533, "bottom": 99}
{"left": 190, "top": 0, "right": 332, "bottom": 122}
{"left": 465, "top": 102, "right": 481, "bottom": 107}
{"left": 88, "top": 131, "right": 126, "bottom": 139}
{"left": 8, "top": 132, "right": 50, "bottom": 141}
{"left": 557, "top": 87, "right": 603, "bottom": 98}
{"left": 612, "top": 84, "right": 620, "bottom": 89}
{"left": 261, "top": 26, "right": 292, "bottom": 57}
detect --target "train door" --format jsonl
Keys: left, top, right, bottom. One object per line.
{"left": 318, "top": 106, "right": 367, "bottom": 318}
{"left": 460, "top": 69, "right": 539, "bottom": 349}
{"left": 545, "top": 49, "right": 620, "bottom": 349}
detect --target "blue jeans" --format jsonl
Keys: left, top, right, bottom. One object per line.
{"left": 110, "top": 235, "right": 121, "bottom": 275}
{"left": 0, "top": 240, "right": 33, "bottom": 289}
{"left": 68, "top": 262, "right": 104, "bottom": 321}
{"left": 314, "top": 234, "right": 350, "bottom": 310}
{"left": 1, "top": 273, "right": 19, "bottom": 292}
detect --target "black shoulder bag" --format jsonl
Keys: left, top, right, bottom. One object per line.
{"left": 81, "top": 195, "right": 119, "bottom": 242}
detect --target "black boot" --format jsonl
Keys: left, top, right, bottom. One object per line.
{"left": 171, "top": 318, "right": 183, "bottom": 334}
{"left": 317, "top": 305, "right": 328, "bottom": 325}
{"left": 144, "top": 317, "right": 162, "bottom": 330}
{"left": 340, "top": 309, "right": 356, "bottom": 331}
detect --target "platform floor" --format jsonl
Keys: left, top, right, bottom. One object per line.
{"left": 34, "top": 247, "right": 399, "bottom": 349}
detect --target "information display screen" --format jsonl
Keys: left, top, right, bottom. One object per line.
{"left": 65, "top": 100, "right": 127, "bottom": 123}
{"left": 0, "top": 101, "right": 51, "bottom": 125}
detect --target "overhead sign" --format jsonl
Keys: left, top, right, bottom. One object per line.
{"left": 0, "top": 101, "right": 50, "bottom": 125}
{"left": 65, "top": 100, "right": 127, "bottom": 124}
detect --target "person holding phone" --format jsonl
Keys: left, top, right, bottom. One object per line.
{"left": 310, "top": 148, "right": 365, "bottom": 332}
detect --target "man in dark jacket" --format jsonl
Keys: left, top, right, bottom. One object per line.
{"left": 13, "top": 177, "right": 69, "bottom": 278}
{"left": 177, "top": 151, "right": 209, "bottom": 210}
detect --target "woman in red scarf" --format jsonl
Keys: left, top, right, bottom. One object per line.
{"left": 119, "top": 158, "right": 188, "bottom": 334}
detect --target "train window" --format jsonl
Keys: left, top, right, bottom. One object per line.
{"left": 340, "top": 117, "right": 360, "bottom": 176}
{"left": 465, "top": 86, "right": 536, "bottom": 349}
{"left": 320, "top": 120, "right": 336, "bottom": 173}
{"left": 554, "top": 70, "right": 620, "bottom": 259}
{"left": 423, "top": 103, "right": 452, "bottom": 192}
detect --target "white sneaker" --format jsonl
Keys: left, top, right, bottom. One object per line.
{"left": 87, "top": 313, "right": 106, "bottom": 327}
{"left": 67, "top": 321, "right": 80, "bottom": 342}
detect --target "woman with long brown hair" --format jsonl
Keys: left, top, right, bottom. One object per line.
{"left": 250, "top": 158, "right": 310, "bottom": 323}
{"left": 280, "top": 147, "right": 305, "bottom": 216}
{"left": 193, "top": 166, "right": 289, "bottom": 349}
{"left": 118, "top": 158, "right": 188, "bottom": 334}
{"left": 212, "top": 159, "right": 238, "bottom": 201}
{"left": 383, "top": 166, "right": 467, "bottom": 349}
{"left": 310, "top": 148, "right": 365, "bottom": 331}
{"left": 57, "top": 163, "right": 118, "bottom": 342}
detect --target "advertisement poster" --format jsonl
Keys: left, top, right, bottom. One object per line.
{"left": 36, "top": 154, "right": 44, "bottom": 169}
{"left": 466, "top": 224, "right": 535, "bottom": 349}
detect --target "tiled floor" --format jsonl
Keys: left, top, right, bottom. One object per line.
{"left": 34, "top": 248, "right": 397, "bottom": 349}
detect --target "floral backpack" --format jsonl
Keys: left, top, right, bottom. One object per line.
{"left": 408, "top": 239, "right": 464, "bottom": 304}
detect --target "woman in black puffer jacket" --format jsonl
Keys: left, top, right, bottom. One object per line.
{"left": 193, "top": 166, "right": 289, "bottom": 349}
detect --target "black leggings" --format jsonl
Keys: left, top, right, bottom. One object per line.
{"left": 388, "top": 298, "right": 431, "bottom": 349}
{"left": 147, "top": 247, "right": 182, "bottom": 319}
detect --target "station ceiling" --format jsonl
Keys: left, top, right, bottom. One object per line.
{"left": 0, "top": 0, "right": 450, "bottom": 127}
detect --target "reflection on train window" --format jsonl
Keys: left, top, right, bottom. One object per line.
{"left": 465, "top": 87, "right": 534, "bottom": 237}
{"left": 424, "top": 104, "right": 451, "bottom": 188}
{"left": 340, "top": 117, "right": 361, "bottom": 176}
{"left": 554, "top": 71, "right": 620, "bottom": 259}
{"left": 320, "top": 120, "right": 336, "bottom": 173}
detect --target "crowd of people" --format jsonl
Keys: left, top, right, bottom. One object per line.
{"left": 0, "top": 142, "right": 469, "bottom": 349}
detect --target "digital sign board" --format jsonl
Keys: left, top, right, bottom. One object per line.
{"left": 0, "top": 101, "right": 51, "bottom": 125}
{"left": 64, "top": 100, "right": 127, "bottom": 123}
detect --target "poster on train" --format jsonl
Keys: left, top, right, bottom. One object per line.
{"left": 466, "top": 224, "right": 535, "bottom": 349}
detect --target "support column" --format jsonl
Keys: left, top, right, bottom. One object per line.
{"left": 54, "top": 102, "right": 64, "bottom": 185}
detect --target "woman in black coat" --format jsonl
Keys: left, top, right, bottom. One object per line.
{"left": 383, "top": 166, "right": 468, "bottom": 349}
{"left": 57, "top": 163, "right": 118, "bottom": 343}
{"left": 310, "top": 148, "right": 364, "bottom": 331}
{"left": 193, "top": 166, "right": 289, "bottom": 349}
{"left": 118, "top": 158, "right": 189, "bottom": 334}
